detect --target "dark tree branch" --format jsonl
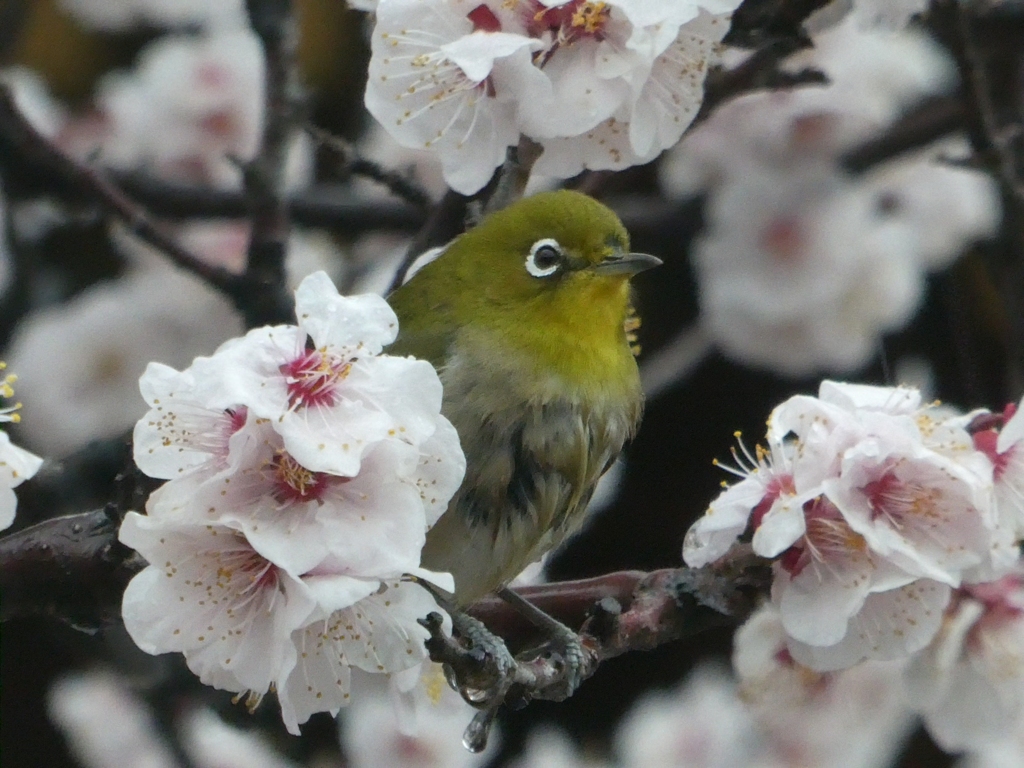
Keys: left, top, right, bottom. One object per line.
{"left": 0, "top": 507, "right": 143, "bottom": 631}
{"left": 423, "top": 549, "right": 772, "bottom": 747}
{"left": 307, "top": 125, "right": 433, "bottom": 211}
{"left": 697, "top": 41, "right": 824, "bottom": 125}
{"left": 927, "top": 0, "right": 1024, "bottom": 397}
{"left": 0, "top": 85, "right": 245, "bottom": 301}
{"left": 841, "top": 94, "right": 968, "bottom": 173}
{"left": 241, "top": 0, "right": 302, "bottom": 328}
{"left": 113, "top": 173, "right": 426, "bottom": 230}
{"left": 725, "top": 0, "right": 833, "bottom": 47}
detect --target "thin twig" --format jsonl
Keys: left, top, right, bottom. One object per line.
{"left": 840, "top": 94, "right": 967, "bottom": 174}
{"left": 113, "top": 173, "right": 426, "bottom": 230}
{"left": 306, "top": 124, "right": 433, "bottom": 210}
{"left": 0, "top": 84, "right": 242, "bottom": 300}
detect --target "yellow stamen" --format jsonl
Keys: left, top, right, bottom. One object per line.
{"left": 571, "top": 2, "right": 609, "bottom": 34}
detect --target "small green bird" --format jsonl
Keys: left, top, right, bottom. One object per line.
{"left": 387, "top": 189, "right": 659, "bottom": 607}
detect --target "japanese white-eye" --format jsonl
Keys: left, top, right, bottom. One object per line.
{"left": 388, "top": 190, "right": 659, "bottom": 605}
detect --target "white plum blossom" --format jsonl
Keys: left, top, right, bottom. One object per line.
{"left": 96, "top": 29, "right": 265, "bottom": 188}
{"left": 189, "top": 271, "right": 447, "bottom": 477}
{"left": 365, "top": 0, "right": 742, "bottom": 193}
{"left": 532, "top": 7, "right": 734, "bottom": 177}
{"left": 0, "top": 364, "right": 43, "bottom": 531}
{"left": 145, "top": 415, "right": 460, "bottom": 576}
{"left": 732, "top": 605, "right": 916, "bottom": 768}
{"left": 279, "top": 575, "right": 453, "bottom": 736}
{"left": 120, "top": 514, "right": 321, "bottom": 698}
{"left": 365, "top": 0, "right": 541, "bottom": 195}
{"left": 684, "top": 381, "right": 1017, "bottom": 671}
{"left": 907, "top": 574, "right": 1024, "bottom": 752}
{"left": 121, "top": 271, "right": 465, "bottom": 734}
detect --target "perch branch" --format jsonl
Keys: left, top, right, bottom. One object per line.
{"left": 0, "top": 507, "right": 143, "bottom": 631}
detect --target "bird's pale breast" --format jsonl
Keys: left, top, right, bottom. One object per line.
{"left": 419, "top": 337, "right": 641, "bottom": 605}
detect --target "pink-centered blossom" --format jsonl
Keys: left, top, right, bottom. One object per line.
{"left": 122, "top": 270, "right": 465, "bottom": 733}
{"left": 684, "top": 381, "right": 1016, "bottom": 671}
{"left": 364, "top": 0, "right": 542, "bottom": 195}
{"left": 120, "top": 514, "right": 320, "bottom": 697}
{"left": 907, "top": 573, "right": 1024, "bottom": 751}
{"left": 191, "top": 271, "right": 447, "bottom": 478}
{"left": 146, "top": 414, "right": 462, "bottom": 575}
{"left": 364, "top": 0, "right": 742, "bottom": 193}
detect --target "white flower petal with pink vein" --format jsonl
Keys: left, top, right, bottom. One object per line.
{"left": 294, "top": 271, "right": 398, "bottom": 355}
{"left": 682, "top": 475, "right": 763, "bottom": 568}
{"left": 277, "top": 573, "right": 452, "bottom": 735}
{"left": 0, "top": 430, "right": 43, "bottom": 530}
{"left": 133, "top": 361, "right": 246, "bottom": 480}
{"left": 826, "top": 441, "right": 995, "bottom": 585}
{"left": 788, "top": 579, "right": 950, "bottom": 671}
{"left": 119, "top": 514, "right": 318, "bottom": 695}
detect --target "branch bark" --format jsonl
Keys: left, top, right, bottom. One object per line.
{"left": 0, "top": 84, "right": 243, "bottom": 300}
{"left": 241, "top": 0, "right": 303, "bottom": 328}
{"left": 0, "top": 507, "right": 143, "bottom": 631}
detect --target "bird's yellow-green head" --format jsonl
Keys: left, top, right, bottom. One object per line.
{"left": 388, "top": 190, "right": 660, "bottom": 394}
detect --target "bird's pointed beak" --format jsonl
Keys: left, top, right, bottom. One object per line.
{"left": 589, "top": 252, "right": 663, "bottom": 276}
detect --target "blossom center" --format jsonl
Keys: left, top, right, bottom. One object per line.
{"left": 468, "top": 4, "right": 502, "bottom": 32}
{"left": 281, "top": 348, "right": 351, "bottom": 409}
{"left": 272, "top": 451, "right": 330, "bottom": 504}
{"left": 863, "top": 469, "right": 940, "bottom": 526}
{"left": 531, "top": 1, "right": 610, "bottom": 41}
{"left": 780, "top": 497, "right": 866, "bottom": 577}
{"left": 750, "top": 474, "right": 796, "bottom": 529}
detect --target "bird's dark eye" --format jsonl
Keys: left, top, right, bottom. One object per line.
{"left": 525, "top": 238, "right": 563, "bottom": 278}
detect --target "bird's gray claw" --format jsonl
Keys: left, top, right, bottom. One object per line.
{"left": 535, "top": 624, "right": 587, "bottom": 700}
{"left": 449, "top": 612, "right": 516, "bottom": 705}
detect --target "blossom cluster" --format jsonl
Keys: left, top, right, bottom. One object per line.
{"left": 364, "top": 0, "right": 742, "bottom": 194}
{"left": 662, "top": 15, "right": 1000, "bottom": 375}
{"left": 119, "top": 271, "right": 465, "bottom": 734}
{"left": 684, "top": 381, "right": 1024, "bottom": 672}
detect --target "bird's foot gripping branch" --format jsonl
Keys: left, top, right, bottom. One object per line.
{"left": 419, "top": 552, "right": 772, "bottom": 752}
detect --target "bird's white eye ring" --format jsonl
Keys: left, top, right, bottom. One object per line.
{"left": 526, "top": 238, "right": 563, "bottom": 278}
